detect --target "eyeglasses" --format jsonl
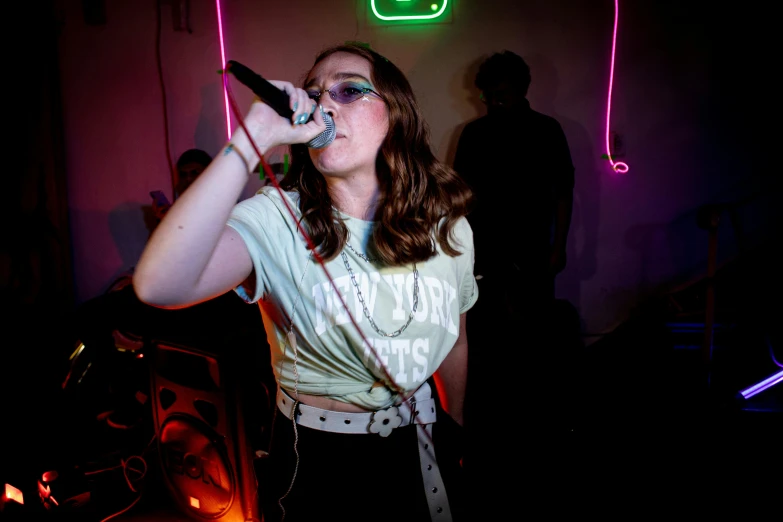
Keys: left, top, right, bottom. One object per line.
{"left": 306, "top": 82, "right": 382, "bottom": 105}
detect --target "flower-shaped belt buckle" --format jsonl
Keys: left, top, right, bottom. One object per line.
{"left": 369, "top": 406, "right": 403, "bottom": 437}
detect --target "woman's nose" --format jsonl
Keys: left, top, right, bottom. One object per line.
{"left": 318, "top": 92, "right": 339, "bottom": 116}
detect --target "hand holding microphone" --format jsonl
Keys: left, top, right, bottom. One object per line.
{"left": 225, "top": 60, "right": 336, "bottom": 149}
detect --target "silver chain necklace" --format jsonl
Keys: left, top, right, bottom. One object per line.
{"left": 345, "top": 241, "right": 376, "bottom": 263}
{"left": 340, "top": 251, "right": 419, "bottom": 338}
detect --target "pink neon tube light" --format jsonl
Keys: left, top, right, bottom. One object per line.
{"left": 215, "top": 0, "right": 231, "bottom": 139}
{"left": 605, "top": 0, "right": 628, "bottom": 173}
{"left": 739, "top": 370, "right": 783, "bottom": 400}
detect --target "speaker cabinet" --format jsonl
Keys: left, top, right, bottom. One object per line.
{"left": 150, "top": 341, "right": 261, "bottom": 521}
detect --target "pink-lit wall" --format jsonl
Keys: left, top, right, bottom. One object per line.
{"left": 57, "top": 0, "right": 774, "bottom": 341}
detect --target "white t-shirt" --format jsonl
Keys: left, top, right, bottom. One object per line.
{"left": 227, "top": 187, "right": 478, "bottom": 409}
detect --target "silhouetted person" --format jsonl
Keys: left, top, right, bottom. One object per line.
{"left": 454, "top": 51, "right": 574, "bottom": 301}
{"left": 174, "top": 148, "right": 212, "bottom": 199}
{"left": 150, "top": 148, "right": 213, "bottom": 223}
{"left": 453, "top": 50, "right": 576, "bottom": 514}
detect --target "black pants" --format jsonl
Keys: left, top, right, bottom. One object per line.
{"left": 256, "top": 401, "right": 466, "bottom": 522}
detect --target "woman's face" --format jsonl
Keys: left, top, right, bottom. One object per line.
{"left": 304, "top": 52, "right": 389, "bottom": 180}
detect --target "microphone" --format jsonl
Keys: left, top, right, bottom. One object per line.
{"left": 225, "top": 60, "right": 335, "bottom": 149}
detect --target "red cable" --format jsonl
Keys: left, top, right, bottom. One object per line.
{"left": 221, "top": 69, "right": 412, "bottom": 402}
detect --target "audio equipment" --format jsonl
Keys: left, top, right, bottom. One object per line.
{"left": 149, "top": 340, "right": 264, "bottom": 521}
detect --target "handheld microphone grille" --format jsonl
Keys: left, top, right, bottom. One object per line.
{"left": 226, "top": 60, "right": 335, "bottom": 148}
{"left": 306, "top": 113, "right": 335, "bottom": 149}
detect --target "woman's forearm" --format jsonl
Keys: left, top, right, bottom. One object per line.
{"left": 133, "top": 137, "right": 259, "bottom": 306}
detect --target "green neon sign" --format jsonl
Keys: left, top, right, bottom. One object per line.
{"left": 370, "top": 0, "right": 449, "bottom": 22}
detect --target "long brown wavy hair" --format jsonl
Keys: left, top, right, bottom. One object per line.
{"left": 280, "top": 43, "right": 473, "bottom": 266}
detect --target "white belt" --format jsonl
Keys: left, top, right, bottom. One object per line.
{"left": 276, "top": 382, "right": 454, "bottom": 520}
{"left": 276, "top": 383, "right": 436, "bottom": 436}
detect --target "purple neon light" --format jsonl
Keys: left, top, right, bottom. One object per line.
{"left": 739, "top": 370, "right": 783, "bottom": 399}
{"left": 605, "top": 0, "right": 628, "bottom": 174}
{"left": 215, "top": 0, "right": 231, "bottom": 139}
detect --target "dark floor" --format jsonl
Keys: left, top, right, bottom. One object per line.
{"left": 2, "top": 268, "right": 781, "bottom": 520}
